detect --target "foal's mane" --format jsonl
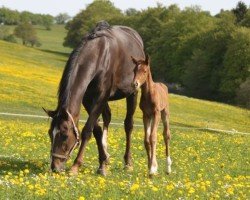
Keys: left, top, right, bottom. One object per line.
{"left": 57, "top": 21, "right": 111, "bottom": 110}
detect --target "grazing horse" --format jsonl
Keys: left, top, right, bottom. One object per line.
{"left": 131, "top": 55, "right": 172, "bottom": 176}
{"left": 43, "top": 21, "right": 144, "bottom": 175}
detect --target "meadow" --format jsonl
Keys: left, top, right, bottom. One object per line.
{"left": 0, "top": 34, "right": 249, "bottom": 199}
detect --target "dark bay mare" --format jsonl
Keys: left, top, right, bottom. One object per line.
{"left": 43, "top": 21, "right": 144, "bottom": 175}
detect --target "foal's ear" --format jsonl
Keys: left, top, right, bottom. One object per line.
{"left": 145, "top": 54, "right": 150, "bottom": 65}
{"left": 42, "top": 107, "right": 57, "bottom": 118}
{"left": 131, "top": 56, "right": 138, "bottom": 65}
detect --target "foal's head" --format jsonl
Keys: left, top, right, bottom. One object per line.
{"left": 43, "top": 108, "right": 79, "bottom": 172}
{"left": 131, "top": 55, "right": 150, "bottom": 90}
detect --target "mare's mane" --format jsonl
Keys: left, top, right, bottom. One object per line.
{"left": 57, "top": 21, "right": 111, "bottom": 110}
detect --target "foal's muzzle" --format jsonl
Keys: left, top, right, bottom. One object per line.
{"left": 132, "top": 81, "right": 140, "bottom": 90}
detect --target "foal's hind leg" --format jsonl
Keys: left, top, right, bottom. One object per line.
{"left": 124, "top": 92, "right": 138, "bottom": 169}
{"left": 161, "top": 108, "right": 172, "bottom": 174}
{"left": 102, "top": 103, "right": 111, "bottom": 164}
{"left": 149, "top": 112, "right": 160, "bottom": 176}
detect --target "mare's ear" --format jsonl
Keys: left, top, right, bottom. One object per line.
{"left": 60, "top": 108, "right": 69, "bottom": 120}
{"left": 145, "top": 54, "right": 150, "bottom": 65}
{"left": 42, "top": 107, "right": 57, "bottom": 118}
{"left": 131, "top": 56, "right": 138, "bottom": 65}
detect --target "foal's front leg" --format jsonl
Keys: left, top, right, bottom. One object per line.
{"left": 143, "top": 114, "right": 152, "bottom": 169}
{"left": 149, "top": 112, "right": 160, "bottom": 176}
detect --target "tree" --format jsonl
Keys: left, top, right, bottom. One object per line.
{"left": 232, "top": 1, "right": 248, "bottom": 23}
{"left": 55, "top": 13, "right": 71, "bottom": 24}
{"left": 41, "top": 14, "right": 53, "bottom": 30}
{"left": 182, "top": 49, "right": 212, "bottom": 98}
{"left": 64, "top": 0, "right": 123, "bottom": 47}
{"left": 153, "top": 7, "right": 214, "bottom": 82}
{"left": 14, "top": 22, "right": 40, "bottom": 46}
{"left": 219, "top": 27, "right": 250, "bottom": 101}
{"left": 125, "top": 8, "right": 139, "bottom": 16}
{"left": 240, "top": 9, "right": 250, "bottom": 27}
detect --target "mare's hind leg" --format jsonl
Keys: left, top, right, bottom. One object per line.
{"left": 161, "top": 108, "right": 172, "bottom": 174}
{"left": 101, "top": 103, "right": 111, "bottom": 164}
{"left": 124, "top": 92, "right": 138, "bottom": 169}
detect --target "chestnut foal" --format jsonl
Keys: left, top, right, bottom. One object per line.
{"left": 132, "top": 55, "right": 172, "bottom": 176}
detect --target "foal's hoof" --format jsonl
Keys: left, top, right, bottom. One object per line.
{"left": 96, "top": 168, "right": 107, "bottom": 176}
{"left": 166, "top": 168, "right": 172, "bottom": 175}
{"left": 149, "top": 173, "right": 158, "bottom": 179}
{"left": 124, "top": 165, "right": 133, "bottom": 172}
{"left": 69, "top": 166, "right": 79, "bottom": 175}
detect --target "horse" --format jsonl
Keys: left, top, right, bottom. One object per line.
{"left": 43, "top": 21, "right": 145, "bottom": 175}
{"left": 131, "top": 55, "right": 172, "bottom": 176}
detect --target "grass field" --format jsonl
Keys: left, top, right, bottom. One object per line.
{"left": 0, "top": 36, "right": 249, "bottom": 199}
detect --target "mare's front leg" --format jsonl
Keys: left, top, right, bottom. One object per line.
{"left": 70, "top": 92, "right": 109, "bottom": 175}
{"left": 149, "top": 111, "right": 160, "bottom": 176}
{"left": 124, "top": 92, "right": 138, "bottom": 169}
{"left": 143, "top": 114, "right": 152, "bottom": 169}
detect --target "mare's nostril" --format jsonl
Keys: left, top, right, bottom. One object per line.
{"left": 135, "top": 82, "right": 138, "bottom": 87}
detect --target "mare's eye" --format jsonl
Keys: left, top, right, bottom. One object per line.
{"left": 61, "top": 133, "right": 68, "bottom": 141}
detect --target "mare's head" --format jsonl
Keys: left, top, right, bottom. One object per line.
{"left": 43, "top": 108, "right": 79, "bottom": 172}
{"left": 131, "top": 55, "right": 150, "bottom": 90}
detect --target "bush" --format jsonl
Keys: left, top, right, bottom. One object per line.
{"left": 14, "top": 22, "right": 40, "bottom": 46}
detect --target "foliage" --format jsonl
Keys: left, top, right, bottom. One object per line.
{"left": 0, "top": 6, "right": 54, "bottom": 29}
{"left": 220, "top": 27, "right": 250, "bottom": 101}
{"left": 232, "top": 1, "right": 248, "bottom": 23}
{"left": 64, "top": 0, "right": 123, "bottom": 47}
{"left": 240, "top": 9, "right": 250, "bottom": 27}
{"left": 0, "top": 6, "right": 19, "bottom": 25}
{"left": 14, "top": 22, "right": 40, "bottom": 46}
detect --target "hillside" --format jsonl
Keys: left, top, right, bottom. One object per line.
{"left": 0, "top": 40, "right": 249, "bottom": 132}
{"left": 2, "top": 25, "right": 72, "bottom": 53}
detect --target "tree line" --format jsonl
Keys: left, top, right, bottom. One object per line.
{"left": 0, "top": 7, "right": 71, "bottom": 46}
{"left": 64, "top": 0, "right": 250, "bottom": 108}
{"left": 0, "top": 7, "right": 71, "bottom": 27}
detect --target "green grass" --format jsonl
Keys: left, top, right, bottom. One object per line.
{"left": 0, "top": 38, "right": 249, "bottom": 199}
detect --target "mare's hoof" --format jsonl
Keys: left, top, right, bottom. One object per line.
{"left": 104, "top": 156, "right": 110, "bottom": 165}
{"left": 96, "top": 168, "right": 107, "bottom": 176}
{"left": 124, "top": 165, "right": 133, "bottom": 172}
